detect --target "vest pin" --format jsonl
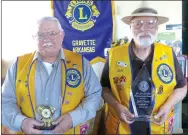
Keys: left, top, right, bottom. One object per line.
{"left": 73, "top": 64, "right": 77, "bottom": 68}
{"left": 117, "top": 61, "right": 127, "bottom": 67}
{"left": 64, "top": 100, "right": 70, "bottom": 104}
{"left": 68, "top": 92, "right": 72, "bottom": 96}
{"left": 158, "top": 85, "right": 163, "bottom": 94}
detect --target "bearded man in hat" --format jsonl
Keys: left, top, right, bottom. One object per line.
{"left": 101, "top": 4, "right": 187, "bottom": 135}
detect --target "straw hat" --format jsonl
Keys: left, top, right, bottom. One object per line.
{"left": 121, "top": 1, "right": 169, "bottom": 25}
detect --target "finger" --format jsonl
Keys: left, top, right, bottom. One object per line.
{"left": 121, "top": 115, "right": 134, "bottom": 124}
{"left": 52, "top": 116, "right": 64, "bottom": 125}
{"left": 125, "top": 119, "right": 134, "bottom": 124}
{"left": 154, "top": 110, "right": 164, "bottom": 119}
{"left": 32, "top": 120, "right": 44, "bottom": 126}
{"left": 31, "top": 128, "right": 43, "bottom": 134}
{"left": 158, "top": 114, "right": 167, "bottom": 125}
{"left": 151, "top": 118, "right": 161, "bottom": 125}
{"left": 152, "top": 119, "right": 164, "bottom": 125}
{"left": 124, "top": 108, "right": 135, "bottom": 118}
{"left": 151, "top": 115, "right": 165, "bottom": 125}
{"left": 51, "top": 125, "right": 63, "bottom": 134}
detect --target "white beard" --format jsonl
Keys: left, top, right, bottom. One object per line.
{"left": 133, "top": 32, "right": 157, "bottom": 48}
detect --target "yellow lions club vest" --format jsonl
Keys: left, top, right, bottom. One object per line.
{"left": 105, "top": 43, "right": 177, "bottom": 134}
{"left": 14, "top": 49, "right": 90, "bottom": 134}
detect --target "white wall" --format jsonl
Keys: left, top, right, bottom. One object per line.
{"left": 2, "top": 1, "right": 52, "bottom": 61}
{"left": 2, "top": 1, "right": 52, "bottom": 78}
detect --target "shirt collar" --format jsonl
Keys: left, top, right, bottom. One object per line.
{"left": 32, "top": 48, "right": 66, "bottom": 63}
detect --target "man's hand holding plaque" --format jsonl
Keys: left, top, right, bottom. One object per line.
{"left": 114, "top": 103, "right": 135, "bottom": 124}
{"left": 21, "top": 118, "right": 44, "bottom": 134}
{"left": 129, "top": 65, "right": 157, "bottom": 122}
{"left": 35, "top": 105, "right": 56, "bottom": 130}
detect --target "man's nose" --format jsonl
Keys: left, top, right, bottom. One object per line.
{"left": 43, "top": 34, "right": 51, "bottom": 40}
{"left": 140, "top": 23, "right": 149, "bottom": 31}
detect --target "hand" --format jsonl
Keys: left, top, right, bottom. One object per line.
{"left": 114, "top": 103, "right": 135, "bottom": 124}
{"left": 51, "top": 114, "right": 73, "bottom": 134}
{"left": 152, "top": 105, "right": 172, "bottom": 125}
{"left": 21, "top": 118, "right": 44, "bottom": 134}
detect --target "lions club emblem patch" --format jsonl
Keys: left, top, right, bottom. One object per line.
{"left": 157, "top": 64, "right": 173, "bottom": 84}
{"left": 65, "top": 1, "right": 100, "bottom": 31}
{"left": 66, "top": 68, "right": 81, "bottom": 88}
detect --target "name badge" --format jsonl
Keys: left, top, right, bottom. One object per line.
{"left": 117, "top": 61, "right": 127, "bottom": 67}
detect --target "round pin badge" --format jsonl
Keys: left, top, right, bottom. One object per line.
{"left": 66, "top": 68, "right": 81, "bottom": 88}
{"left": 157, "top": 64, "right": 173, "bottom": 84}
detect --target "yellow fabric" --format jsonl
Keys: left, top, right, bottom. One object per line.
{"left": 105, "top": 42, "right": 176, "bottom": 134}
{"left": 16, "top": 52, "right": 36, "bottom": 117}
{"left": 15, "top": 49, "right": 89, "bottom": 134}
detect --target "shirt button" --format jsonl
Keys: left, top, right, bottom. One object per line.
{"left": 46, "top": 98, "right": 48, "bottom": 100}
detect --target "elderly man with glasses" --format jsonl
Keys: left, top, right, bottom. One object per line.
{"left": 101, "top": 4, "right": 187, "bottom": 135}
{"left": 2, "top": 16, "right": 102, "bottom": 134}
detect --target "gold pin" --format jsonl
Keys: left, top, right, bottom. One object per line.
{"left": 73, "top": 64, "right": 77, "bottom": 68}
{"left": 64, "top": 100, "right": 70, "bottom": 104}
{"left": 158, "top": 85, "right": 163, "bottom": 94}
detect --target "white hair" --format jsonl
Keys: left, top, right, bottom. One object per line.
{"left": 37, "top": 16, "right": 64, "bottom": 32}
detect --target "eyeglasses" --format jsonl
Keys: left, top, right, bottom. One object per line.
{"left": 131, "top": 20, "right": 158, "bottom": 29}
{"left": 33, "top": 31, "right": 61, "bottom": 40}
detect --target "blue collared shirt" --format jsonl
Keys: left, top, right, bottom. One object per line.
{"left": 2, "top": 49, "right": 102, "bottom": 133}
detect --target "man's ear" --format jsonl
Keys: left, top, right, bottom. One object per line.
{"left": 60, "top": 31, "right": 65, "bottom": 40}
{"left": 130, "top": 25, "right": 132, "bottom": 30}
